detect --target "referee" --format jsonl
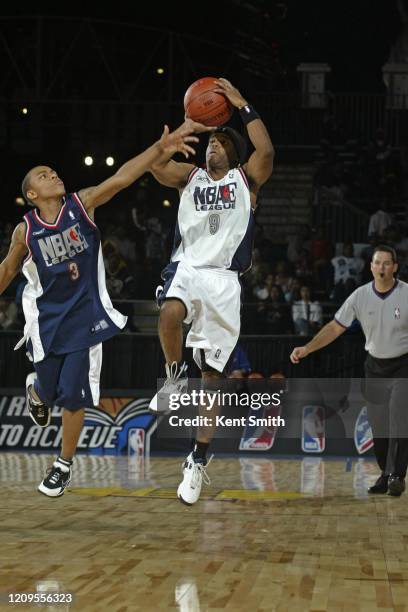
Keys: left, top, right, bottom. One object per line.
{"left": 290, "top": 245, "right": 408, "bottom": 497}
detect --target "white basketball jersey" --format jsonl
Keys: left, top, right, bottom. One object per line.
{"left": 171, "top": 167, "right": 254, "bottom": 272}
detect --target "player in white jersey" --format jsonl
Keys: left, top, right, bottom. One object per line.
{"left": 149, "top": 78, "right": 274, "bottom": 505}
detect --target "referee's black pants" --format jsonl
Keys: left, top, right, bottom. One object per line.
{"left": 364, "top": 353, "right": 408, "bottom": 478}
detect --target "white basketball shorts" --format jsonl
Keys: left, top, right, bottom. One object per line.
{"left": 158, "top": 260, "right": 241, "bottom": 372}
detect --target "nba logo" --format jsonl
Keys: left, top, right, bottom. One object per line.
{"left": 394, "top": 307, "right": 400, "bottom": 319}
{"left": 301, "top": 406, "right": 325, "bottom": 453}
{"left": 128, "top": 428, "right": 145, "bottom": 457}
{"left": 354, "top": 406, "right": 374, "bottom": 454}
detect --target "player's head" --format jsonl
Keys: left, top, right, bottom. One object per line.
{"left": 371, "top": 244, "right": 398, "bottom": 281}
{"left": 206, "top": 127, "right": 247, "bottom": 170}
{"left": 21, "top": 166, "right": 65, "bottom": 207}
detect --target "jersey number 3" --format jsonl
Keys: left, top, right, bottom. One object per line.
{"left": 68, "top": 261, "right": 80, "bottom": 280}
{"left": 209, "top": 213, "right": 220, "bottom": 235}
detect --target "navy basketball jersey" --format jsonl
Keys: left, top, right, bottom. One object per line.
{"left": 17, "top": 193, "right": 126, "bottom": 362}
{"left": 171, "top": 167, "right": 254, "bottom": 273}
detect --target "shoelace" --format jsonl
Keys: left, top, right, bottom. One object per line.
{"left": 47, "top": 467, "right": 63, "bottom": 485}
{"left": 161, "top": 361, "right": 188, "bottom": 392}
{"left": 28, "top": 386, "right": 44, "bottom": 407}
{"left": 189, "top": 454, "right": 214, "bottom": 488}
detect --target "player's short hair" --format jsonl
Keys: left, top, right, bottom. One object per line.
{"left": 213, "top": 127, "right": 247, "bottom": 167}
{"left": 21, "top": 170, "right": 34, "bottom": 206}
{"left": 372, "top": 244, "right": 397, "bottom": 263}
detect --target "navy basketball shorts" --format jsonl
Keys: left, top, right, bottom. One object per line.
{"left": 33, "top": 344, "right": 103, "bottom": 412}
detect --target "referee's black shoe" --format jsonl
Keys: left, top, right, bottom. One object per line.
{"left": 26, "top": 373, "right": 51, "bottom": 428}
{"left": 368, "top": 473, "right": 389, "bottom": 494}
{"left": 387, "top": 475, "right": 406, "bottom": 497}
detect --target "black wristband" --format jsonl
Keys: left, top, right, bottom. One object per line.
{"left": 239, "top": 104, "right": 260, "bottom": 126}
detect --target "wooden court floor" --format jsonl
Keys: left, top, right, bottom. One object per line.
{"left": 1, "top": 452, "right": 408, "bottom": 612}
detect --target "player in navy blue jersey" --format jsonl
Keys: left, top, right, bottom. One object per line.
{"left": 0, "top": 119, "right": 211, "bottom": 497}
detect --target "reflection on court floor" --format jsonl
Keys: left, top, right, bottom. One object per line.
{"left": 0, "top": 453, "right": 405, "bottom": 612}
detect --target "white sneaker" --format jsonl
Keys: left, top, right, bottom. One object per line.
{"left": 149, "top": 361, "right": 188, "bottom": 413}
{"left": 177, "top": 452, "right": 213, "bottom": 505}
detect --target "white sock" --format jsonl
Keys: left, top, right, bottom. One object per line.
{"left": 54, "top": 457, "right": 72, "bottom": 473}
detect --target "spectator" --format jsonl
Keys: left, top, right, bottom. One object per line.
{"left": 253, "top": 273, "right": 275, "bottom": 301}
{"left": 227, "top": 344, "right": 252, "bottom": 378}
{"left": 292, "top": 285, "right": 323, "bottom": 336}
{"left": 0, "top": 298, "right": 18, "bottom": 330}
{"left": 253, "top": 224, "right": 274, "bottom": 263}
{"left": 294, "top": 248, "right": 314, "bottom": 283}
{"left": 113, "top": 223, "right": 137, "bottom": 263}
{"left": 103, "top": 240, "right": 135, "bottom": 298}
{"left": 262, "top": 285, "right": 293, "bottom": 334}
{"left": 275, "top": 261, "right": 294, "bottom": 295}
{"left": 331, "top": 242, "right": 364, "bottom": 301}
{"left": 284, "top": 277, "right": 302, "bottom": 304}
{"left": 144, "top": 217, "right": 167, "bottom": 266}
{"left": 368, "top": 204, "right": 393, "bottom": 238}
{"left": 287, "top": 224, "right": 311, "bottom": 264}
{"left": 246, "top": 248, "right": 270, "bottom": 288}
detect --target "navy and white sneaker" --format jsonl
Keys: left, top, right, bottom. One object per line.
{"left": 149, "top": 361, "right": 188, "bottom": 413}
{"left": 38, "top": 457, "right": 72, "bottom": 498}
{"left": 26, "top": 373, "right": 51, "bottom": 428}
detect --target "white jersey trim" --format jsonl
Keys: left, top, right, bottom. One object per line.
{"left": 34, "top": 201, "right": 66, "bottom": 229}
{"left": 16, "top": 258, "right": 45, "bottom": 362}
{"left": 23, "top": 214, "right": 33, "bottom": 263}
{"left": 88, "top": 343, "right": 103, "bottom": 405}
{"left": 96, "top": 244, "right": 127, "bottom": 330}
{"left": 72, "top": 192, "right": 98, "bottom": 229}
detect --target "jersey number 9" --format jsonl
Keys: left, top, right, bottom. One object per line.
{"left": 209, "top": 213, "right": 220, "bottom": 235}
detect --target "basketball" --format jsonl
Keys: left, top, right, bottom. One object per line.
{"left": 184, "top": 77, "right": 233, "bottom": 126}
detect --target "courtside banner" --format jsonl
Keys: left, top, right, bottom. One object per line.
{"left": 354, "top": 406, "right": 374, "bottom": 454}
{"left": 239, "top": 403, "right": 282, "bottom": 451}
{"left": 301, "top": 406, "right": 325, "bottom": 453}
{"left": 0, "top": 393, "right": 156, "bottom": 454}
{"left": 153, "top": 377, "right": 398, "bottom": 449}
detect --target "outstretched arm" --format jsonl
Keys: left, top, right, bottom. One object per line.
{"left": 0, "top": 223, "right": 28, "bottom": 295}
{"left": 214, "top": 78, "right": 274, "bottom": 200}
{"left": 78, "top": 121, "right": 211, "bottom": 214}
{"left": 290, "top": 319, "right": 346, "bottom": 364}
{"left": 150, "top": 118, "right": 214, "bottom": 189}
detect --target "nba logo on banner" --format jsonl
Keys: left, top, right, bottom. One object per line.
{"left": 302, "top": 406, "right": 325, "bottom": 453}
{"left": 354, "top": 406, "right": 373, "bottom": 454}
{"left": 128, "top": 428, "right": 145, "bottom": 457}
{"left": 239, "top": 404, "right": 281, "bottom": 451}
